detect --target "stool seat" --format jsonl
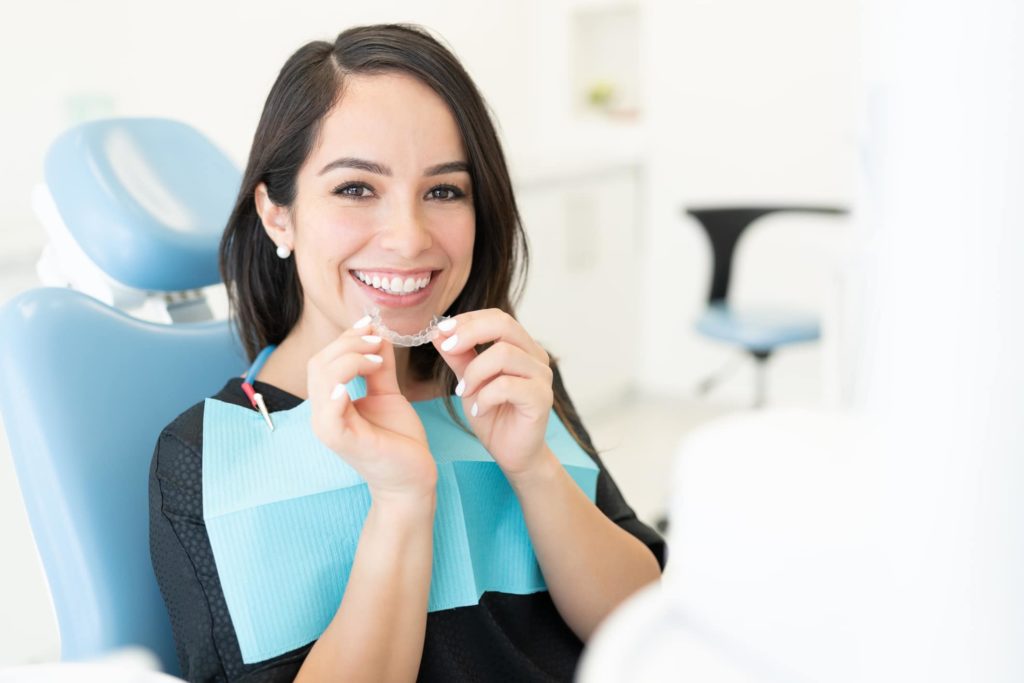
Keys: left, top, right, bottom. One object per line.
{"left": 695, "top": 304, "right": 820, "bottom": 355}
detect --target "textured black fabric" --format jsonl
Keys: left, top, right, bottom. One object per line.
{"left": 149, "top": 362, "right": 666, "bottom": 682}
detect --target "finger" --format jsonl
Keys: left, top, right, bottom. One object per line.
{"left": 361, "top": 334, "right": 401, "bottom": 397}
{"left": 311, "top": 351, "right": 387, "bottom": 412}
{"left": 433, "top": 308, "right": 548, "bottom": 366}
{"left": 431, "top": 332, "right": 478, "bottom": 389}
{"left": 458, "top": 341, "right": 552, "bottom": 400}
{"left": 308, "top": 332, "right": 386, "bottom": 395}
{"left": 310, "top": 321, "right": 382, "bottom": 371}
{"left": 471, "top": 375, "right": 553, "bottom": 422}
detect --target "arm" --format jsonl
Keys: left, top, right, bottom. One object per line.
{"left": 508, "top": 449, "right": 661, "bottom": 643}
{"left": 424, "top": 312, "right": 663, "bottom": 644}
{"left": 294, "top": 491, "right": 436, "bottom": 683}
{"left": 297, "top": 319, "right": 446, "bottom": 681}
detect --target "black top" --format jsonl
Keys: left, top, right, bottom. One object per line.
{"left": 149, "top": 363, "right": 666, "bottom": 682}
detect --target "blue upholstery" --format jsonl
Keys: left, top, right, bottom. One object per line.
{"left": 0, "top": 287, "right": 245, "bottom": 674}
{"left": 696, "top": 303, "right": 820, "bottom": 355}
{"left": 1, "top": 116, "right": 244, "bottom": 674}
{"left": 44, "top": 118, "right": 239, "bottom": 291}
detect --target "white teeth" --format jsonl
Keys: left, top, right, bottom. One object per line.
{"left": 354, "top": 271, "right": 432, "bottom": 295}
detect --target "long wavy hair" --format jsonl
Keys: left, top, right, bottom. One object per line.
{"left": 219, "top": 23, "right": 596, "bottom": 457}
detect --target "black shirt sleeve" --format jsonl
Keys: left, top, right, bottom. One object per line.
{"left": 548, "top": 360, "right": 668, "bottom": 571}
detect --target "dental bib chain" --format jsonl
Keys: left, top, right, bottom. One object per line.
{"left": 364, "top": 305, "right": 451, "bottom": 347}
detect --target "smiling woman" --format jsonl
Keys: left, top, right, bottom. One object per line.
{"left": 149, "top": 23, "right": 665, "bottom": 683}
{"left": 250, "top": 69, "right": 478, "bottom": 397}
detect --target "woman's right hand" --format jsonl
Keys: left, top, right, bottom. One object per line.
{"left": 308, "top": 320, "right": 437, "bottom": 501}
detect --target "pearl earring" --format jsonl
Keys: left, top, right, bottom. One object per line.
{"left": 276, "top": 244, "right": 292, "bottom": 259}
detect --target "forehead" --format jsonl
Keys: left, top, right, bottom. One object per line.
{"left": 309, "top": 72, "right": 466, "bottom": 171}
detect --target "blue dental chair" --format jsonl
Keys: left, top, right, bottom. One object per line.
{"left": 686, "top": 206, "right": 848, "bottom": 407}
{"left": 0, "top": 118, "right": 246, "bottom": 675}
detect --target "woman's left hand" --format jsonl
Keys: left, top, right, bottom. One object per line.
{"left": 432, "top": 308, "right": 554, "bottom": 479}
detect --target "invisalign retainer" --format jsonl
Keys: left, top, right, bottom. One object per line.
{"left": 363, "top": 305, "right": 451, "bottom": 347}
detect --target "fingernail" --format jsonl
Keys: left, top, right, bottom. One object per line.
{"left": 364, "top": 353, "right": 383, "bottom": 364}
{"left": 438, "top": 318, "right": 457, "bottom": 332}
{"left": 471, "top": 401, "right": 478, "bottom": 417}
{"left": 361, "top": 335, "right": 381, "bottom": 344}
{"left": 441, "top": 334, "right": 458, "bottom": 352}
{"left": 330, "top": 383, "right": 347, "bottom": 401}
{"left": 353, "top": 315, "right": 372, "bottom": 330}
{"left": 456, "top": 377, "right": 465, "bottom": 397}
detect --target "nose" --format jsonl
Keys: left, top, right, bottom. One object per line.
{"left": 379, "top": 204, "right": 433, "bottom": 259}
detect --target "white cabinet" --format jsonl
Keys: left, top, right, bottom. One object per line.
{"left": 513, "top": 162, "right": 642, "bottom": 417}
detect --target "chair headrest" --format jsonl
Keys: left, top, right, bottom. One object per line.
{"left": 44, "top": 118, "right": 241, "bottom": 291}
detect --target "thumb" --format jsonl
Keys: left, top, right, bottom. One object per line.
{"left": 361, "top": 326, "right": 402, "bottom": 397}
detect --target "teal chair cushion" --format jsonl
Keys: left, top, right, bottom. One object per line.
{"left": 696, "top": 303, "right": 820, "bottom": 354}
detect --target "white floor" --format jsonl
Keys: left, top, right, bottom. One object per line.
{"left": 578, "top": 391, "right": 741, "bottom": 529}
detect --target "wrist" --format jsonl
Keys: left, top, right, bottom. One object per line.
{"left": 506, "top": 446, "right": 562, "bottom": 495}
{"left": 369, "top": 482, "right": 437, "bottom": 519}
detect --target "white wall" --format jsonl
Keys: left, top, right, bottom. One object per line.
{"left": 852, "top": 0, "right": 1024, "bottom": 678}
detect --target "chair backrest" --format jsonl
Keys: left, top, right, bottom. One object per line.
{"left": 685, "top": 206, "right": 848, "bottom": 304}
{"left": 0, "top": 288, "right": 245, "bottom": 674}
{"left": 0, "top": 116, "right": 244, "bottom": 675}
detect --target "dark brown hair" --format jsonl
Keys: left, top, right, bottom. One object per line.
{"left": 219, "top": 23, "right": 596, "bottom": 458}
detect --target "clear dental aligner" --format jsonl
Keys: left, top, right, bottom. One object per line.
{"left": 363, "top": 305, "right": 451, "bottom": 347}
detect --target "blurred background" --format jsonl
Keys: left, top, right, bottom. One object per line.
{"left": 10, "top": 0, "right": 1020, "bottom": 680}
{"left": 0, "top": 0, "right": 857, "bottom": 667}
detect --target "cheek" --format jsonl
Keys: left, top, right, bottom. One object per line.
{"left": 424, "top": 208, "right": 474, "bottom": 261}
{"left": 296, "top": 213, "right": 370, "bottom": 259}
{"left": 452, "top": 213, "right": 475, "bottom": 263}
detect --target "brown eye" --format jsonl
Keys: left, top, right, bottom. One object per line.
{"left": 428, "top": 185, "right": 464, "bottom": 201}
{"left": 333, "top": 183, "right": 373, "bottom": 198}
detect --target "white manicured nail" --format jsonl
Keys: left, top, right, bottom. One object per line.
{"left": 361, "top": 335, "right": 381, "bottom": 344}
{"left": 456, "top": 377, "right": 465, "bottom": 397}
{"left": 353, "top": 315, "right": 372, "bottom": 330}
{"left": 330, "top": 383, "right": 347, "bottom": 401}
{"left": 471, "top": 401, "right": 478, "bottom": 417}
{"left": 438, "top": 318, "right": 457, "bottom": 332}
{"left": 441, "top": 334, "right": 458, "bottom": 352}
{"left": 364, "top": 353, "right": 383, "bottom": 364}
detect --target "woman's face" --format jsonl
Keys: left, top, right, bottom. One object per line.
{"left": 262, "top": 71, "right": 476, "bottom": 335}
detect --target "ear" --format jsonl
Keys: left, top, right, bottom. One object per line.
{"left": 254, "top": 182, "right": 294, "bottom": 251}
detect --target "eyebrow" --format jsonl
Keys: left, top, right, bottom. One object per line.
{"left": 318, "top": 157, "right": 470, "bottom": 177}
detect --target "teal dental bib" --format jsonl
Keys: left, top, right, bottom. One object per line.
{"left": 202, "top": 375, "right": 599, "bottom": 663}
